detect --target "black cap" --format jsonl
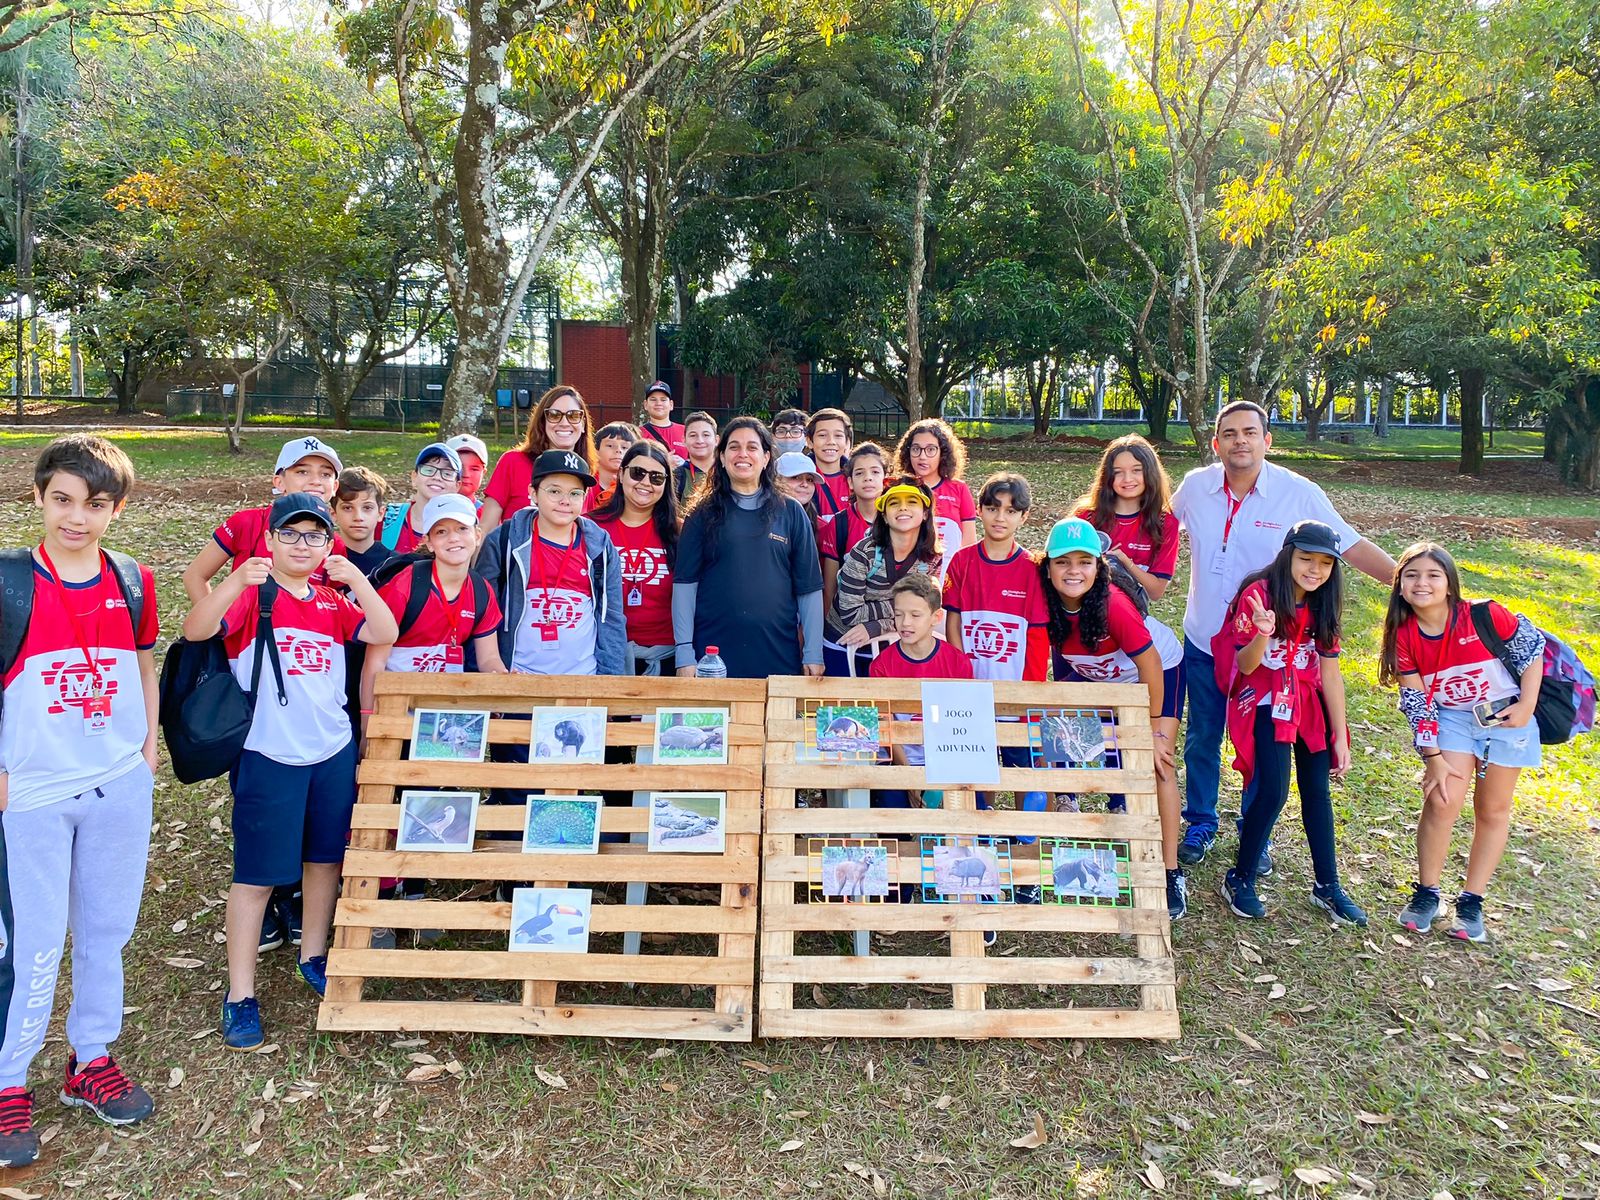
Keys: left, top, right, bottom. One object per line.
{"left": 645, "top": 379, "right": 672, "bottom": 400}
{"left": 269, "top": 492, "right": 335, "bottom": 532}
{"left": 1282, "top": 519, "right": 1344, "bottom": 560}
{"left": 530, "top": 448, "right": 597, "bottom": 490}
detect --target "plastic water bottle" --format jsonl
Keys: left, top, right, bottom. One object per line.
{"left": 695, "top": 646, "right": 728, "bottom": 679}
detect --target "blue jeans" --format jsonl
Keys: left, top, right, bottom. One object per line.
{"left": 1181, "top": 636, "right": 1257, "bottom": 840}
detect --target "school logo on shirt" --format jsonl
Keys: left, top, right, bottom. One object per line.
{"left": 526, "top": 589, "right": 587, "bottom": 629}
{"left": 966, "top": 620, "right": 1020, "bottom": 663}
{"left": 40, "top": 656, "right": 121, "bottom": 714}
{"left": 619, "top": 546, "right": 668, "bottom": 586}
{"left": 276, "top": 632, "right": 335, "bottom": 676}
{"left": 1436, "top": 665, "right": 1495, "bottom": 706}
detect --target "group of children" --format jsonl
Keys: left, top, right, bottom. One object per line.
{"left": 0, "top": 401, "right": 1555, "bottom": 1168}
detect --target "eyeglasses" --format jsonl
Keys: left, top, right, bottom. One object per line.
{"left": 626, "top": 465, "right": 668, "bottom": 486}
{"left": 546, "top": 408, "right": 585, "bottom": 426}
{"left": 417, "top": 463, "right": 460, "bottom": 482}
{"left": 908, "top": 444, "right": 940, "bottom": 457}
{"left": 272, "top": 528, "right": 332, "bottom": 547}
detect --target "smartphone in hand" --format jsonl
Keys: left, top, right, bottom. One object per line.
{"left": 1473, "top": 696, "right": 1516, "bottom": 727}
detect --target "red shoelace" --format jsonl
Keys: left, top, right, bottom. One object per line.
{"left": 0, "top": 1088, "right": 33, "bottom": 1134}
{"left": 67, "top": 1057, "right": 135, "bottom": 1105}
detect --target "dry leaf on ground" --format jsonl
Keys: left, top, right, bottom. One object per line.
{"left": 533, "top": 1065, "right": 567, "bottom": 1090}
{"left": 1009, "top": 1113, "right": 1048, "bottom": 1150}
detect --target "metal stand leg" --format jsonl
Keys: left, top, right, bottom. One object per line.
{"left": 838, "top": 787, "right": 872, "bottom": 958}
{"left": 624, "top": 746, "right": 654, "bottom": 959}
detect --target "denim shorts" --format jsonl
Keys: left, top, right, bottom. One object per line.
{"left": 1436, "top": 705, "right": 1542, "bottom": 770}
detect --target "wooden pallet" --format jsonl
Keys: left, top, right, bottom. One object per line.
{"left": 318, "top": 673, "right": 766, "bottom": 1042}
{"left": 759, "top": 676, "right": 1180, "bottom": 1040}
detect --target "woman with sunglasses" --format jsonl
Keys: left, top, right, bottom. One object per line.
{"left": 591, "top": 442, "right": 681, "bottom": 675}
{"left": 480, "top": 385, "right": 598, "bottom": 537}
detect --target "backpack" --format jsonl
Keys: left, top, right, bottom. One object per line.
{"left": 1469, "top": 601, "right": 1596, "bottom": 745}
{"left": 379, "top": 502, "right": 411, "bottom": 551}
{"left": 369, "top": 554, "right": 491, "bottom": 644}
{"left": 159, "top": 579, "right": 287, "bottom": 784}
{"left": 0, "top": 547, "right": 148, "bottom": 720}
{"left": 1106, "top": 557, "right": 1150, "bottom": 617}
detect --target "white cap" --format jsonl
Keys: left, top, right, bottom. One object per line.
{"left": 446, "top": 433, "right": 488, "bottom": 462}
{"left": 275, "top": 435, "right": 342, "bottom": 475}
{"left": 776, "top": 451, "right": 818, "bottom": 478}
{"left": 420, "top": 493, "right": 479, "bottom": 534}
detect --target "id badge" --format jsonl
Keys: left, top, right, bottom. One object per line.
{"left": 1209, "top": 545, "right": 1228, "bottom": 575}
{"left": 83, "top": 695, "right": 112, "bottom": 736}
{"left": 444, "top": 644, "right": 465, "bottom": 667}
{"left": 627, "top": 587, "right": 643, "bottom": 608}
{"left": 1270, "top": 687, "right": 1296, "bottom": 723}
{"left": 1415, "top": 718, "right": 1439, "bottom": 750}
{"left": 540, "top": 623, "right": 560, "bottom": 642}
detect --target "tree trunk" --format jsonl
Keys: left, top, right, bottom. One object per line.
{"left": 1549, "top": 376, "right": 1598, "bottom": 489}
{"left": 903, "top": 139, "right": 934, "bottom": 424}
{"left": 1458, "top": 367, "right": 1485, "bottom": 476}
{"left": 1375, "top": 376, "right": 1393, "bottom": 438}
{"left": 441, "top": 323, "right": 498, "bottom": 438}
{"left": 114, "top": 348, "right": 138, "bottom": 416}
{"left": 1306, "top": 368, "right": 1334, "bottom": 443}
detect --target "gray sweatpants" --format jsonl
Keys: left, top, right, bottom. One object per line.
{"left": 0, "top": 760, "right": 153, "bottom": 1089}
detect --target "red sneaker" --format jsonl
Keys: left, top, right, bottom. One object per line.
{"left": 0, "top": 1087, "right": 38, "bottom": 1168}
{"left": 60, "top": 1056, "right": 154, "bottom": 1127}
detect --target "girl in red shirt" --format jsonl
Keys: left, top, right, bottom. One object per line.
{"left": 591, "top": 441, "right": 680, "bottom": 675}
{"left": 894, "top": 418, "right": 976, "bottom": 579}
{"left": 1218, "top": 520, "right": 1363, "bottom": 926}
{"left": 1073, "top": 433, "right": 1180, "bottom": 600}
{"left": 1379, "top": 542, "right": 1545, "bottom": 942}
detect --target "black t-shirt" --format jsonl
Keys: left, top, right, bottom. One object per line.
{"left": 677, "top": 495, "right": 822, "bottom": 678}
{"left": 346, "top": 542, "right": 398, "bottom": 579}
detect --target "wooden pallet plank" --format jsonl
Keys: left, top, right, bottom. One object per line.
{"left": 763, "top": 676, "right": 1150, "bottom": 708}
{"left": 761, "top": 955, "right": 1176, "bottom": 986}
{"left": 763, "top": 763, "right": 1154, "bottom": 792}
{"left": 340, "top": 849, "right": 757, "bottom": 884}
{"left": 335, "top": 898, "right": 756, "bottom": 934}
{"left": 358, "top": 760, "right": 763, "bottom": 791}
{"left": 757, "top": 1008, "right": 1181, "bottom": 1041}
{"left": 374, "top": 672, "right": 767, "bottom": 704}
{"left": 365, "top": 714, "right": 768, "bottom": 747}
{"left": 763, "top": 903, "right": 1168, "bottom": 935}
{"left": 763, "top": 809, "right": 1161, "bottom": 839}
{"left": 348, "top": 805, "right": 765, "bottom": 836}
{"left": 330, "top": 947, "right": 748, "bottom": 985}
{"left": 763, "top": 854, "right": 1167, "bottom": 888}
{"left": 318, "top": 1000, "right": 752, "bottom": 1041}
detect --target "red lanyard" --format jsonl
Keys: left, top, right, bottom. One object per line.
{"left": 1418, "top": 608, "right": 1458, "bottom": 708}
{"left": 1222, "top": 486, "right": 1252, "bottom": 545}
{"left": 37, "top": 545, "right": 106, "bottom": 696}
{"left": 433, "top": 563, "right": 466, "bottom": 648}
{"left": 532, "top": 528, "right": 583, "bottom": 609}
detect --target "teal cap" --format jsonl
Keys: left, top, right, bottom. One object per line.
{"left": 1044, "top": 517, "right": 1111, "bottom": 559}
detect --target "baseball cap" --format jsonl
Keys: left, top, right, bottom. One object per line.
{"left": 421, "top": 493, "right": 479, "bottom": 534}
{"left": 530, "top": 447, "right": 598, "bottom": 490}
{"left": 775, "top": 452, "right": 819, "bottom": 479}
{"left": 876, "top": 476, "right": 933, "bottom": 512}
{"left": 445, "top": 433, "right": 488, "bottom": 463}
{"left": 269, "top": 492, "right": 335, "bottom": 532}
{"left": 274, "top": 435, "right": 342, "bottom": 475}
{"left": 1282, "top": 519, "right": 1344, "bottom": 560}
{"left": 644, "top": 380, "right": 672, "bottom": 400}
{"left": 414, "top": 442, "right": 463, "bottom": 472}
{"left": 1044, "top": 517, "right": 1111, "bottom": 559}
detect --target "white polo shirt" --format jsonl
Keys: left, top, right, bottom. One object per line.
{"left": 1171, "top": 459, "right": 1361, "bottom": 645}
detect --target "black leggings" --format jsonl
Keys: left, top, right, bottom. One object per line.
{"left": 1236, "top": 706, "right": 1339, "bottom": 887}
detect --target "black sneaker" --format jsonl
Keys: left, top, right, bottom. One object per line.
{"left": 1450, "top": 892, "right": 1488, "bottom": 943}
{"left": 258, "top": 905, "right": 285, "bottom": 954}
{"left": 0, "top": 1087, "right": 37, "bottom": 1168}
{"left": 1014, "top": 885, "right": 1041, "bottom": 905}
{"left": 1177, "top": 827, "right": 1215, "bottom": 866}
{"left": 1397, "top": 883, "right": 1441, "bottom": 934}
{"left": 1166, "top": 869, "right": 1188, "bottom": 921}
{"left": 60, "top": 1055, "right": 155, "bottom": 1126}
{"left": 1220, "top": 869, "right": 1266, "bottom": 919}
{"left": 1310, "top": 882, "right": 1368, "bottom": 927}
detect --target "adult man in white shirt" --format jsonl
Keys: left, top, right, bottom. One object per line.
{"left": 1172, "top": 401, "right": 1395, "bottom": 868}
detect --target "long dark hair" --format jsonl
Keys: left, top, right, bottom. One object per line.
{"left": 593, "top": 440, "right": 680, "bottom": 571}
{"left": 1039, "top": 550, "right": 1113, "bottom": 651}
{"left": 1234, "top": 544, "right": 1344, "bottom": 652}
{"left": 516, "top": 384, "right": 598, "bottom": 469}
{"left": 682, "top": 416, "right": 782, "bottom": 567}
{"left": 1075, "top": 434, "right": 1172, "bottom": 558}
{"left": 1379, "top": 542, "right": 1463, "bottom": 686}
{"left": 895, "top": 418, "right": 966, "bottom": 483}
{"left": 869, "top": 477, "right": 940, "bottom": 566}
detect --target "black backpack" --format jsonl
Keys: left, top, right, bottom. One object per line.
{"left": 0, "top": 547, "right": 148, "bottom": 719}
{"left": 369, "top": 553, "right": 490, "bottom": 642}
{"left": 159, "top": 578, "right": 287, "bottom": 784}
{"left": 1107, "top": 556, "right": 1151, "bottom": 616}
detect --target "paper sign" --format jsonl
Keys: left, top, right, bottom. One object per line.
{"left": 920, "top": 681, "right": 1001, "bottom": 787}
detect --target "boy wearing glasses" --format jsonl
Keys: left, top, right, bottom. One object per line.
{"left": 181, "top": 494, "right": 398, "bottom": 1050}
{"left": 380, "top": 443, "right": 463, "bottom": 553}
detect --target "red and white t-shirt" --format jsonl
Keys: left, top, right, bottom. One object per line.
{"left": 222, "top": 583, "right": 365, "bottom": 765}
{"left": 1052, "top": 586, "right": 1181, "bottom": 683}
{"left": 822, "top": 505, "right": 875, "bottom": 564}
{"left": 513, "top": 533, "right": 596, "bottom": 675}
{"left": 1080, "top": 507, "right": 1181, "bottom": 579}
{"left": 869, "top": 639, "right": 974, "bottom": 681}
{"left": 1230, "top": 581, "right": 1338, "bottom": 708}
{"left": 214, "top": 505, "right": 346, "bottom": 586}
{"left": 942, "top": 544, "right": 1048, "bottom": 682}
{"left": 377, "top": 570, "right": 502, "bottom": 673}
{"left": 929, "top": 478, "right": 977, "bottom": 578}
{"left": 1395, "top": 601, "right": 1520, "bottom": 709}
{"left": 640, "top": 422, "right": 688, "bottom": 459}
{"left": 815, "top": 471, "right": 850, "bottom": 518}
{"left": 0, "top": 557, "right": 158, "bottom": 812}
{"left": 596, "top": 516, "right": 673, "bottom": 647}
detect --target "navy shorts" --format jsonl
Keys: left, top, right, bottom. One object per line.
{"left": 230, "top": 740, "right": 358, "bottom": 886}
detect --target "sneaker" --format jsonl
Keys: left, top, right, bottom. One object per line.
{"left": 371, "top": 927, "right": 398, "bottom": 950}
{"left": 220, "top": 993, "right": 264, "bottom": 1051}
{"left": 1310, "top": 882, "right": 1368, "bottom": 927}
{"left": 60, "top": 1055, "right": 155, "bottom": 1127}
{"left": 1397, "top": 883, "right": 1441, "bottom": 934}
{"left": 298, "top": 955, "right": 329, "bottom": 998}
{"left": 274, "top": 892, "right": 303, "bottom": 948}
{"left": 1449, "top": 893, "right": 1488, "bottom": 943}
{"left": 0, "top": 1088, "right": 38, "bottom": 1168}
{"left": 1177, "top": 827, "right": 1215, "bottom": 866}
{"left": 982, "top": 930, "right": 998, "bottom": 948}
{"left": 1220, "top": 869, "right": 1267, "bottom": 919}
{"left": 1166, "top": 869, "right": 1188, "bottom": 921}
{"left": 258, "top": 907, "right": 285, "bottom": 954}
{"left": 1107, "top": 795, "right": 1127, "bottom": 814}
{"left": 1014, "top": 885, "right": 1041, "bottom": 905}
{"left": 1256, "top": 844, "right": 1275, "bottom": 877}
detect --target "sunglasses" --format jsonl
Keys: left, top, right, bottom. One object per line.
{"left": 626, "top": 465, "right": 668, "bottom": 486}
{"left": 272, "top": 528, "right": 333, "bottom": 547}
{"left": 417, "top": 463, "right": 460, "bottom": 482}
{"left": 546, "top": 408, "right": 585, "bottom": 426}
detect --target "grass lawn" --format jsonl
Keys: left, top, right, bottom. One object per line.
{"left": 0, "top": 427, "right": 1595, "bottom": 1200}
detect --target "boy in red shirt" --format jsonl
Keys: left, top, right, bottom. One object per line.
{"left": 805, "top": 408, "right": 854, "bottom": 517}
{"left": 182, "top": 494, "right": 399, "bottom": 1050}
{"left": 0, "top": 437, "right": 160, "bottom": 1167}
{"left": 638, "top": 381, "right": 687, "bottom": 462}
{"left": 445, "top": 434, "right": 489, "bottom": 505}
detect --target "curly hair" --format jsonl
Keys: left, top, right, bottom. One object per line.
{"left": 1039, "top": 550, "right": 1113, "bottom": 651}
{"left": 1074, "top": 434, "right": 1172, "bottom": 559}
{"left": 592, "top": 440, "right": 680, "bottom": 571}
{"left": 895, "top": 418, "right": 966, "bottom": 483}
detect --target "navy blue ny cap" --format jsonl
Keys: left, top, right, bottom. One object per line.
{"left": 1282, "top": 519, "right": 1344, "bottom": 560}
